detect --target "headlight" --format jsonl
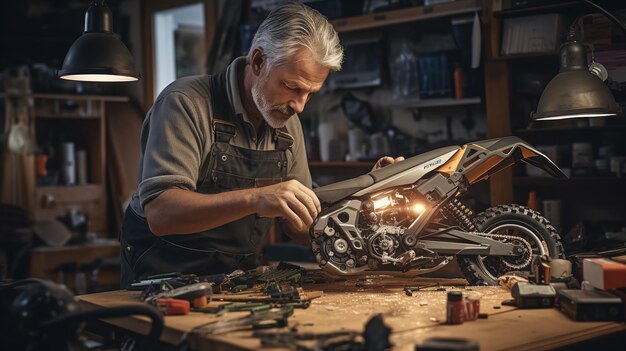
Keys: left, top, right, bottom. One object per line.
{"left": 412, "top": 202, "right": 426, "bottom": 214}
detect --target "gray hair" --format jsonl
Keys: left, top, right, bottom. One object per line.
{"left": 247, "top": 2, "right": 343, "bottom": 71}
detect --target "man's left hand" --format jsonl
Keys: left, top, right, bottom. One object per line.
{"left": 372, "top": 156, "right": 405, "bottom": 171}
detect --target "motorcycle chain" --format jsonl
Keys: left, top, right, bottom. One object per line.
{"left": 444, "top": 201, "right": 534, "bottom": 270}
{"left": 473, "top": 232, "right": 534, "bottom": 270}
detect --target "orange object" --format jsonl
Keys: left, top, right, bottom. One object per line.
{"left": 583, "top": 258, "right": 626, "bottom": 290}
{"left": 193, "top": 296, "right": 208, "bottom": 308}
{"left": 156, "top": 298, "right": 190, "bottom": 315}
{"left": 527, "top": 191, "right": 540, "bottom": 211}
{"left": 36, "top": 154, "right": 48, "bottom": 177}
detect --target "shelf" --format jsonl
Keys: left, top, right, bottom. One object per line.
{"left": 392, "top": 97, "right": 481, "bottom": 109}
{"left": 331, "top": 0, "right": 481, "bottom": 33}
{"left": 29, "top": 240, "right": 119, "bottom": 253}
{"left": 514, "top": 176, "right": 626, "bottom": 186}
{"left": 491, "top": 52, "right": 558, "bottom": 61}
{"left": 0, "top": 93, "right": 129, "bottom": 102}
{"left": 1, "top": 35, "right": 74, "bottom": 43}
{"left": 514, "top": 124, "right": 626, "bottom": 135}
{"left": 493, "top": 1, "right": 579, "bottom": 18}
{"left": 36, "top": 114, "right": 101, "bottom": 119}
{"left": 36, "top": 184, "right": 103, "bottom": 191}
{"left": 309, "top": 161, "right": 373, "bottom": 168}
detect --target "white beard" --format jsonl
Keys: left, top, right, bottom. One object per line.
{"left": 252, "top": 74, "right": 295, "bottom": 129}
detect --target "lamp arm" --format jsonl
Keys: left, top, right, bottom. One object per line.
{"left": 580, "top": 0, "right": 626, "bottom": 34}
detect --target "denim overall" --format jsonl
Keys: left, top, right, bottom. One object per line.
{"left": 119, "top": 71, "right": 294, "bottom": 288}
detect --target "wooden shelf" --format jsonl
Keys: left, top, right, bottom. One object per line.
{"left": 493, "top": 1, "right": 579, "bottom": 18}
{"left": 2, "top": 92, "right": 115, "bottom": 236}
{"left": 514, "top": 176, "right": 626, "bottom": 186}
{"left": 36, "top": 184, "right": 103, "bottom": 190}
{"left": 491, "top": 52, "right": 558, "bottom": 61}
{"left": 392, "top": 97, "right": 481, "bottom": 109}
{"left": 309, "top": 161, "right": 373, "bottom": 168}
{"left": 36, "top": 114, "right": 101, "bottom": 119}
{"left": 331, "top": 0, "right": 481, "bottom": 32}
{"left": 514, "top": 124, "right": 626, "bottom": 134}
{"left": 29, "top": 241, "right": 120, "bottom": 293}
{"left": 0, "top": 93, "right": 128, "bottom": 102}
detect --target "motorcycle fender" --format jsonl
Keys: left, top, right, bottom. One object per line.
{"left": 441, "top": 136, "right": 568, "bottom": 184}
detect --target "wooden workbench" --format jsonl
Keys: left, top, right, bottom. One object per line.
{"left": 77, "top": 278, "right": 625, "bottom": 350}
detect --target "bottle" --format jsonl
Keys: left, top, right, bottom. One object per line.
{"left": 446, "top": 291, "right": 465, "bottom": 324}
{"left": 454, "top": 65, "right": 464, "bottom": 99}
{"left": 527, "top": 191, "right": 540, "bottom": 211}
{"left": 318, "top": 120, "right": 335, "bottom": 162}
{"left": 309, "top": 129, "right": 320, "bottom": 161}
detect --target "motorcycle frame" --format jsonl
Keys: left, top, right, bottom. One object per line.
{"left": 311, "top": 136, "right": 567, "bottom": 276}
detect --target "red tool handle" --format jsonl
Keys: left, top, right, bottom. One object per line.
{"left": 156, "top": 298, "right": 190, "bottom": 315}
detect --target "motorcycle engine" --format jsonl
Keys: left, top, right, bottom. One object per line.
{"left": 311, "top": 187, "right": 437, "bottom": 275}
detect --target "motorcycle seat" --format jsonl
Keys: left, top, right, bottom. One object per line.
{"left": 314, "top": 145, "right": 459, "bottom": 205}
{"left": 314, "top": 174, "right": 374, "bottom": 205}
{"left": 368, "top": 145, "right": 459, "bottom": 182}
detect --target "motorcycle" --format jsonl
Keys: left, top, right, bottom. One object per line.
{"left": 310, "top": 136, "right": 566, "bottom": 285}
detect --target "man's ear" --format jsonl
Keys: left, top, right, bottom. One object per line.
{"left": 250, "top": 48, "right": 265, "bottom": 76}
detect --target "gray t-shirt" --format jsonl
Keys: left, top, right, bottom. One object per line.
{"left": 129, "top": 57, "right": 312, "bottom": 218}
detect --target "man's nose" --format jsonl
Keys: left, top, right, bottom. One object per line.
{"left": 290, "top": 94, "right": 308, "bottom": 114}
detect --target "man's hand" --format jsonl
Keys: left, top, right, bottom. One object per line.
{"left": 251, "top": 180, "right": 321, "bottom": 233}
{"left": 372, "top": 156, "right": 405, "bottom": 171}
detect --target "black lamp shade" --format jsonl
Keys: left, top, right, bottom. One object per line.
{"left": 58, "top": 1, "right": 140, "bottom": 82}
{"left": 532, "top": 30, "right": 620, "bottom": 121}
{"left": 58, "top": 33, "right": 140, "bottom": 82}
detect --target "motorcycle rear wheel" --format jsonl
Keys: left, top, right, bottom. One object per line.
{"left": 457, "top": 204, "right": 565, "bottom": 285}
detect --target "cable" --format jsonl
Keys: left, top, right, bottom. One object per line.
{"left": 581, "top": 0, "right": 626, "bottom": 34}
{"left": 42, "top": 304, "right": 164, "bottom": 348}
{"left": 0, "top": 278, "right": 48, "bottom": 289}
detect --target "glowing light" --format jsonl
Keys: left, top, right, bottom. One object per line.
{"left": 372, "top": 196, "right": 392, "bottom": 209}
{"left": 412, "top": 202, "right": 426, "bottom": 214}
{"left": 60, "top": 74, "right": 138, "bottom": 82}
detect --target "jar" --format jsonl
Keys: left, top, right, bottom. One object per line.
{"left": 446, "top": 291, "right": 465, "bottom": 324}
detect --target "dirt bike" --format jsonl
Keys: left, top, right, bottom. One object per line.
{"left": 310, "top": 136, "right": 566, "bottom": 285}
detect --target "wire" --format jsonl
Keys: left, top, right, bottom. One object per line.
{"left": 42, "top": 305, "right": 164, "bottom": 348}
{"left": 581, "top": 0, "right": 626, "bottom": 34}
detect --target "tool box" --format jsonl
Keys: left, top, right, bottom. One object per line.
{"left": 558, "top": 289, "right": 624, "bottom": 322}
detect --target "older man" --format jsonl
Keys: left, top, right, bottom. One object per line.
{"left": 120, "top": 3, "right": 399, "bottom": 288}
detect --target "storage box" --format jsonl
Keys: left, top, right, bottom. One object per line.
{"left": 558, "top": 289, "right": 623, "bottom": 322}
{"left": 583, "top": 258, "right": 626, "bottom": 291}
{"left": 501, "top": 14, "right": 566, "bottom": 55}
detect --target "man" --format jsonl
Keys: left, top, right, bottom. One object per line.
{"left": 120, "top": 3, "right": 402, "bottom": 288}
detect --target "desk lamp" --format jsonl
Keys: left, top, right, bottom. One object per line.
{"left": 58, "top": 0, "right": 140, "bottom": 82}
{"left": 532, "top": 0, "right": 625, "bottom": 121}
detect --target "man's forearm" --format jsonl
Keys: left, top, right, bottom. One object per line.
{"left": 144, "top": 179, "right": 320, "bottom": 236}
{"left": 144, "top": 188, "right": 257, "bottom": 235}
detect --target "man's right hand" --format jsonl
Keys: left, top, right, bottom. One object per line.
{"left": 251, "top": 180, "right": 321, "bottom": 232}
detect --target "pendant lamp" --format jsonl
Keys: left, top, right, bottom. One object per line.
{"left": 58, "top": 0, "right": 140, "bottom": 82}
{"left": 531, "top": 0, "right": 624, "bottom": 121}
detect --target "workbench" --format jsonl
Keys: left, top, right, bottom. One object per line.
{"left": 77, "top": 278, "right": 625, "bottom": 350}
